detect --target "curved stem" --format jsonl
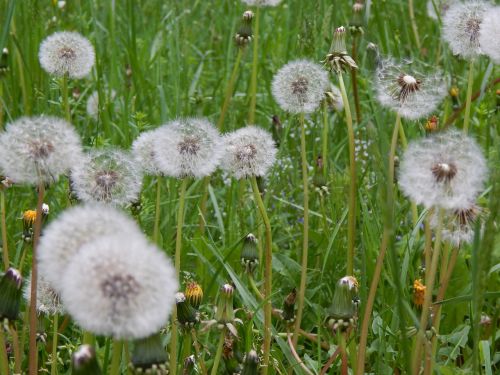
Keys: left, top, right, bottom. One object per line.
{"left": 109, "top": 340, "right": 123, "bottom": 375}
{"left": 338, "top": 72, "right": 356, "bottom": 276}
{"left": 408, "top": 0, "right": 421, "bottom": 50}
{"left": 210, "top": 332, "right": 225, "bottom": 375}
{"left": 320, "top": 347, "right": 341, "bottom": 375}
{"left": 248, "top": 6, "right": 260, "bottom": 124}
{"left": 51, "top": 313, "right": 59, "bottom": 375}
{"left": 29, "top": 182, "right": 45, "bottom": 375}
{"left": 1, "top": 190, "right": 9, "bottom": 270}
{"left": 287, "top": 332, "right": 314, "bottom": 375}
{"left": 153, "top": 176, "right": 162, "bottom": 245}
{"left": 292, "top": 113, "right": 309, "bottom": 347}
{"left": 62, "top": 74, "right": 70, "bottom": 122}
{"left": 248, "top": 273, "right": 264, "bottom": 300}
{"left": 463, "top": 59, "right": 475, "bottom": 134}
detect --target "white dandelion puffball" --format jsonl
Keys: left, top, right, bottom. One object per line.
{"left": 241, "top": 0, "right": 282, "bottom": 6}
{"left": 24, "top": 273, "right": 64, "bottom": 316}
{"left": 71, "top": 148, "right": 143, "bottom": 205}
{"left": 478, "top": 7, "right": 500, "bottom": 63}
{"left": 0, "top": 116, "right": 83, "bottom": 185}
{"left": 399, "top": 130, "right": 487, "bottom": 210}
{"left": 427, "top": 0, "right": 460, "bottom": 20}
{"left": 132, "top": 129, "right": 163, "bottom": 176}
{"left": 153, "top": 118, "right": 224, "bottom": 178}
{"left": 430, "top": 204, "right": 481, "bottom": 247}
{"left": 221, "top": 126, "right": 277, "bottom": 179}
{"left": 38, "top": 204, "right": 143, "bottom": 294}
{"left": 272, "top": 59, "right": 330, "bottom": 114}
{"left": 39, "top": 31, "right": 95, "bottom": 78}
{"left": 442, "top": 1, "right": 491, "bottom": 59}
{"left": 86, "top": 90, "right": 117, "bottom": 120}
{"left": 60, "top": 233, "right": 178, "bottom": 339}
{"left": 375, "top": 58, "right": 447, "bottom": 120}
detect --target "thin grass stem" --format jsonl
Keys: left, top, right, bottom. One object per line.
{"left": 109, "top": 340, "right": 123, "bottom": 375}
{"left": 50, "top": 313, "right": 59, "bottom": 375}
{"left": 1, "top": 190, "right": 9, "bottom": 270}
{"left": 153, "top": 176, "right": 162, "bottom": 245}
{"left": 463, "top": 59, "right": 475, "bottom": 134}
{"left": 408, "top": 0, "right": 421, "bottom": 50}
{"left": 0, "top": 328, "right": 8, "bottom": 375}
{"left": 210, "top": 332, "right": 225, "bottom": 375}
{"left": 248, "top": 6, "right": 260, "bottom": 124}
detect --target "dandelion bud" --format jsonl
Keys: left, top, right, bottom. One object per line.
{"left": 0, "top": 268, "right": 23, "bottom": 321}
{"left": 72, "top": 345, "right": 102, "bottom": 375}
{"left": 235, "top": 10, "right": 254, "bottom": 47}
{"left": 216, "top": 283, "right": 235, "bottom": 324}
{"left": 175, "top": 292, "right": 199, "bottom": 328}
{"left": 281, "top": 288, "right": 297, "bottom": 322}
{"left": 323, "top": 26, "right": 358, "bottom": 73}
{"left": 349, "top": 1, "right": 364, "bottom": 34}
{"left": 130, "top": 332, "right": 169, "bottom": 374}
{"left": 327, "top": 276, "right": 359, "bottom": 332}
{"left": 241, "top": 234, "right": 259, "bottom": 274}
{"left": 185, "top": 281, "right": 203, "bottom": 309}
{"left": 365, "top": 42, "right": 381, "bottom": 71}
{"left": 313, "top": 155, "right": 327, "bottom": 189}
{"left": 241, "top": 350, "right": 259, "bottom": 375}
{"left": 412, "top": 279, "right": 426, "bottom": 308}
{"left": 425, "top": 116, "right": 439, "bottom": 133}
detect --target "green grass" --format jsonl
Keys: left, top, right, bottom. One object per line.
{"left": 0, "top": 0, "right": 499, "bottom": 374}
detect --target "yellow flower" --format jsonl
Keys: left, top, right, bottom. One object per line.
{"left": 413, "top": 279, "right": 426, "bottom": 308}
{"left": 185, "top": 281, "right": 203, "bottom": 309}
{"left": 23, "top": 210, "right": 37, "bottom": 226}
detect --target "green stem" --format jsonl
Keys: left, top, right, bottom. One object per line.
{"left": 293, "top": 113, "right": 309, "bottom": 347}
{"left": 191, "top": 329, "right": 207, "bottom": 375}
{"left": 248, "top": 6, "right": 260, "bottom": 124}
{"left": 11, "top": 326, "right": 21, "bottom": 374}
{"left": 338, "top": 72, "right": 356, "bottom": 276}
{"left": 247, "top": 273, "right": 264, "bottom": 300}
{"left": 408, "top": 0, "right": 421, "bottom": 50}
{"left": 463, "top": 59, "right": 474, "bottom": 134}
{"left": 356, "top": 114, "right": 400, "bottom": 375}
{"left": 51, "top": 313, "right": 59, "bottom": 375}
{"left": 210, "top": 333, "right": 225, "bottom": 375}
{"left": 0, "top": 328, "right": 8, "bottom": 375}
{"left": 29, "top": 182, "right": 45, "bottom": 375}
{"left": 321, "top": 102, "right": 329, "bottom": 176}
{"left": 218, "top": 48, "right": 243, "bottom": 131}
{"left": 170, "top": 178, "right": 188, "bottom": 375}
{"left": 82, "top": 331, "right": 94, "bottom": 346}
{"left": 351, "top": 35, "right": 362, "bottom": 125}
{"left": 250, "top": 176, "right": 273, "bottom": 375}
{"left": 1, "top": 190, "right": 9, "bottom": 270}
{"left": 109, "top": 340, "right": 123, "bottom": 375}
{"left": 153, "top": 177, "right": 162, "bottom": 245}
{"left": 62, "top": 74, "right": 70, "bottom": 122}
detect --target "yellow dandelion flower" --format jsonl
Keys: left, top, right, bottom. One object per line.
{"left": 413, "top": 279, "right": 426, "bottom": 308}
{"left": 185, "top": 281, "right": 203, "bottom": 309}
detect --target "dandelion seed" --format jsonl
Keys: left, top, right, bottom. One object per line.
{"left": 23, "top": 273, "right": 64, "bottom": 316}
{"left": 0, "top": 116, "right": 83, "bottom": 185}
{"left": 131, "top": 129, "right": 163, "bottom": 176}
{"left": 153, "top": 118, "right": 224, "bottom": 179}
{"left": 398, "top": 130, "right": 487, "bottom": 210}
{"left": 221, "top": 126, "right": 277, "bottom": 179}
{"left": 39, "top": 31, "right": 95, "bottom": 78}
{"left": 430, "top": 203, "right": 482, "bottom": 246}
{"left": 442, "top": 0, "right": 491, "bottom": 59}
{"left": 38, "top": 204, "right": 143, "bottom": 294}
{"left": 375, "top": 58, "right": 447, "bottom": 120}
{"left": 427, "top": 0, "right": 460, "bottom": 20}
{"left": 86, "top": 90, "right": 117, "bottom": 120}
{"left": 272, "top": 59, "right": 330, "bottom": 114}
{"left": 60, "top": 233, "right": 178, "bottom": 339}
{"left": 241, "top": 0, "right": 282, "bottom": 6}
{"left": 71, "top": 148, "right": 143, "bottom": 205}
{"left": 478, "top": 7, "right": 500, "bottom": 63}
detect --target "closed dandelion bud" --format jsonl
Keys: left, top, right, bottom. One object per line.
{"left": 313, "top": 156, "right": 327, "bottom": 189}
{"left": 281, "top": 288, "right": 297, "bottom": 322}
{"left": 425, "top": 116, "right": 439, "bottom": 133}
{"left": 185, "top": 282, "right": 203, "bottom": 309}
{"left": 176, "top": 292, "right": 199, "bottom": 328}
{"left": 216, "top": 283, "right": 235, "bottom": 324}
{"left": 241, "top": 350, "right": 259, "bottom": 375}
{"left": 130, "top": 332, "right": 169, "bottom": 374}
{"left": 72, "top": 345, "right": 102, "bottom": 375}
{"left": 349, "top": 1, "right": 364, "bottom": 34}
{"left": 412, "top": 279, "right": 426, "bottom": 308}
{"left": 327, "top": 276, "right": 359, "bottom": 332}
{"left": 235, "top": 10, "right": 254, "bottom": 47}
{"left": 323, "top": 26, "right": 358, "bottom": 73}
{"left": 450, "top": 86, "right": 460, "bottom": 109}
{"left": 0, "top": 268, "right": 23, "bottom": 321}
{"left": 241, "top": 233, "right": 259, "bottom": 274}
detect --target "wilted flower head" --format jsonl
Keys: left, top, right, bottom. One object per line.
{"left": 86, "top": 90, "right": 117, "bottom": 120}
{"left": 323, "top": 26, "right": 359, "bottom": 73}
{"left": 222, "top": 126, "right": 277, "bottom": 179}
{"left": 71, "top": 148, "right": 143, "bottom": 205}
{"left": 0, "top": 116, "right": 82, "bottom": 185}
{"left": 272, "top": 59, "right": 330, "bottom": 114}
{"left": 375, "top": 58, "right": 447, "bottom": 120}
{"left": 241, "top": 0, "right": 282, "bottom": 6}
{"left": 38, "top": 204, "right": 143, "bottom": 294}
{"left": 235, "top": 10, "right": 254, "bottom": 47}
{"left": 23, "top": 273, "right": 64, "bottom": 316}
{"left": 478, "top": 7, "right": 500, "bottom": 63}
{"left": 442, "top": 1, "right": 491, "bottom": 59}
{"left": 131, "top": 129, "right": 163, "bottom": 176}
{"left": 430, "top": 203, "right": 482, "bottom": 246}
{"left": 39, "top": 31, "right": 95, "bottom": 78}
{"left": 427, "top": 0, "right": 460, "bottom": 20}
{"left": 153, "top": 118, "right": 223, "bottom": 178}
{"left": 399, "top": 130, "right": 487, "bottom": 210}
{"left": 60, "top": 233, "right": 178, "bottom": 339}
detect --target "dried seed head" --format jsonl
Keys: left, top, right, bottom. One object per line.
{"left": 478, "top": 7, "right": 500, "bottom": 64}
{"left": 323, "top": 26, "right": 359, "bottom": 73}
{"left": 430, "top": 203, "right": 482, "bottom": 246}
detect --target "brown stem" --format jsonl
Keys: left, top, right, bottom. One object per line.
{"left": 350, "top": 36, "right": 362, "bottom": 125}
{"left": 320, "top": 347, "right": 341, "bottom": 375}
{"left": 287, "top": 332, "right": 314, "bottom": 375}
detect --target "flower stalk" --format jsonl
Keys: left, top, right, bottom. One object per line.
{"left": 1, "top": 189, "right": 9, "bottom": 269}
{"left": 109, "top": 340, "right": 123, "bottom": 375}
{"left": 248, "top": 6, "right": 260, "bottom": 124}
{"left": 463, "top": 60, "right": 474, "bottom": 134}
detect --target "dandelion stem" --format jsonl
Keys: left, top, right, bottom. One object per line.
{"left": 50, "top": 313, "right": 59, "bottom": 375}
{"left": 109, "top": 340, "right": 123, "bottom": 375}
{"left": 191, "top": 329, "right": 207, "bottom": 375}
{"left": 463, "top": 59, "right": 475, "bottom": 134}
{"left": 0, "top": 328, "right": 8, "bottom": 375}
{"left": 351, "top": 35, "right": 362, "bottom": 125}
{"left": 356, "top": 113, "right": 400, "bottom": 375}
{"left": 210, "top": 332, "right": 225, "bottom": 375}
{"left": 218, "top": 48, "right": 243, "bottom": 131}
{"left": 11, "top": 325, "right": 21, "bottom": 374}
{"left": 82, "top": 331, "right": 94, "bottom": 346}
{"left": 28, "top": 182, "right": 45, "bottom": 375}
{"left": 250, "top": 175, "right": 273, "bottom": 375}
{"left": 153, "top": 176, "right": 162, "bottom": 245}
{"left": 338, "top": 72, "right": 356, "bottom": 276}
{"left": 408, "top": 0, "right": 421, "bottom": 50}
{"left": 0, "top": 190, "right": 9, "bottom": 270}
{"left": 287, "top": 331, "right": 314, "bottom": 375}
{"left": 62, "top": 74, "right": 71, "bottom": 122}
{"left": 293, "top": 112, "right": 309, "bottom": 348}
{"left": 248, "top": 6, "right": 260, "bottom": 124}
{"left": 321, "top": 102, "right": 329, "bottom": 176}
{"left": 248, "top": 273, "right": 264, "bottom": 300}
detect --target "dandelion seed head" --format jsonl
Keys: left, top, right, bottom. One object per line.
{"left": 430, "top": 203, "right": 482, "bottom": 246}
{"left": 399, "top": 130, "right": 487, "bottom": 210}
{"left": 153, "top": 118, "right": 223, "bottom": 178}
{"left": 39, "top": 31, "right": 95, "bottom": 78}
{"left": 0, "top": 116, "right": 83, "bottom": 185}
{"left": 272, "top": 59, "right": 330, "bottom": 114}
{"left": 241, "top": 0, "right": 282, "bottom": 6}
{"left": 478, "top": 7, "right": 500, "bottom": 63}
{"left": 375, "top": 58, "right": 447, "bottom": 120}
{"left": 221, "top": 126, "right": 277, "bottom": 179}
{"left": 38, "top": 204, "right": 143, "bottom": 294}
{"left": 60, "top": 233, "right": 178, "bottom": 339}
{"left": 71, "top": 149, "right": 143, "bottom": 205}
{"left": 132, "top": 129, "right": 163, "bottom": 176}
{"left": 442, "top": 1, "right": 491, "bottom": 59}
{"left": 427, "top": 0, "right": 460, "bottom": 20}
{"left": 23, "top": 273, "right": 64, "bottom": 316}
